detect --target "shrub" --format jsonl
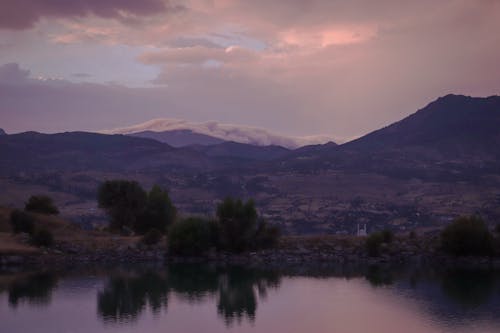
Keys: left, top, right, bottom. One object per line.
{"left": 25, "top": 195, "right": 59, "bottom": 215}
{"left": 441, "top": 216, "right": 493, "bottom": 256}
{"left": 216, "top": 198, "right": 258, "bottom": 252}
{"left": 254, "top": 219, "right": 280, "bottom": 249}
{"left": 365, "top": 232, "right": 384, "bottom": 257}
{"left": 31, "top": 229, "right": 54, "bottom": 248}
{"left": 10, "top": 209, "right": 35, "bottom": 234}
{"left": 141, "top": 228, "right": 163, "bottom": 246}
{"left": 409, "top": 230, "right": 417, "bottom": 239}
{"left": 381, "top": 229, "right": 394, "bottom": 243}
{"left": 168, "top": 218, "right": 214, "bottom": 256}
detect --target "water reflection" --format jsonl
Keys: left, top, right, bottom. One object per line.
{"left": 441, "top": 269, "right": 499, "bottom": 308}
{"left": 6, "top": 272, "right": 58, "bottom": 308}
{"left": 96, "top": 264, "right": 281, "bottom": 325}
{"left": 98, "top": 271, "right": 169, "bottom": 323}
{"left": 0, "top": 263, "right": 500, "bottom": 330}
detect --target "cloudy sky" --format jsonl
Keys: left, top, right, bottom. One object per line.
{"left": 0, "top": 0, "right": 499, "bottom": 139}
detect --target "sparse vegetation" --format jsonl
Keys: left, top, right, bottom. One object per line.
{"left": 25, "top": 195, "right": 59, "bottom": 215}
{"left": 10, "top": 209, "right": 35, "bottom": 234}
{"left": 441, "top": 216, "right": 493, "bottom": 257}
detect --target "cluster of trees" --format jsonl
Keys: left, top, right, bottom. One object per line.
{"left": 9, "top": 195, "right": 57, "bottom": 247}
{"left": 364, "top": 216, "right": 500, "bottom": 258}
{"left": 441, "top": 216, "right": 499, "bottom": 257}
{"left": 97, "top": 180, "right": 176, "bottom": 235}
{"left": 168, "top": 198, "right": 280, "bottom": 255}
{"left": 97, "top": 180, "right": 280, "bottom": 254}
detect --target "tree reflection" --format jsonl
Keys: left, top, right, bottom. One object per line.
{"left": 97, "top": 270, "right": 169, "bottom": 323}
{"left": 364, "top": 265, "right": 394, "bottom": 287}
{"left": 8, "top": 272, "right": 58, "bottom": 308}
{"left": 96, "top": 264, "right": 281, "bottom": 326}
{"left": 441, "top": 269, "right": 499, "bottom": 308}
{"left": 217, "top": 266, "right": 280, "bottom": 325}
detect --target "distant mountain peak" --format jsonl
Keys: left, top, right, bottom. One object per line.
{"left": 103, "top": 118, "right": 338, "bottom": 149}
{"left": 343, "top": 94, "right": 500, "bottom": 152}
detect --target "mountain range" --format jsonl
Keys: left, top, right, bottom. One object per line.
{"left": 103, "top": 118, "right": 337, "bottom": 149}
{"left": 1, "top": 94, "right": 499, "bottom": 234}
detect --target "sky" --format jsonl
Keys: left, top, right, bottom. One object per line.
{"left": 0, "top": 0, "right": 499, "bottom": 140}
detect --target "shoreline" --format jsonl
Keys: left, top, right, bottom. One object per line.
{"left": 2, "top": 246, "right": 500, "bottom": 270}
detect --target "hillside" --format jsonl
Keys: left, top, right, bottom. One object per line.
{"left": 344, "top": 94, "right": 500, "bottom": 154}
{"left": 280, "top": 94, "right": 500, "bottom": 179}
{"left": 0, "top": 131, "right": 217, "bottom": 175}
{"left": 0, "top": 95, "right": 499, "bottom": 234}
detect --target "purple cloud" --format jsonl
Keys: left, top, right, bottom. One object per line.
{"left": 0, "top": 0, "right": 171, "bottom": 30}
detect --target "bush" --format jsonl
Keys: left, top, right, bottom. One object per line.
{"left": 254, "top": 219, "right": 280, "bottom": 249}
{"left": 409, "top": 230, "right": 417, "bottom": 239}
{"left": 25, "top": 195, "right": 59, "bottom": 215}
{"left": 168, "top": 218, "right": 214, "bottom": 256}
{"left": 31, "top": 229, "right": 54, "bottom": 248}
{"left": 365, "top": 232, "right": 384, "bottom": 257}
{"left": 141, "top": 228, "right": 163, "bottom": 246}
{"left": 10, "top": 209, "right": 35, "bottom": 234}
{"left": 441, "top": 216, "right": 493, "bottom": 256}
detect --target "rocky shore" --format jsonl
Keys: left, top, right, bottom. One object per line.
{"left": 2, "top": 235, "right": 500, "bottom": 269}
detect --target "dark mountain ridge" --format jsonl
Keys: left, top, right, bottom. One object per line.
{"left": 343, "top": 94, "right": 500, "bottom": 154}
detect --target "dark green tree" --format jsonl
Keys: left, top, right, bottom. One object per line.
{"left": 136, "top": 185, "right": 176, "bottom": 234}
{"left": 25, "top": 195, "right": 59, "bottom": 215}
{"left": 97, "top": 180, "right": 147, "bottom": 231}
{"left": 216, "top": 198, "right": 258, "bottom": 252}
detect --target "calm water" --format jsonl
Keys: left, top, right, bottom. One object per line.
{"left": 1, "top": 263, "right": 500, "bottom": 333}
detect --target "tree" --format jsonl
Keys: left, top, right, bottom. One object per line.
{"left": 136, "top": 185, "right": 176, "bottom": 234}
{"left": 441, "top": 216, "right": 493, "bottom": 256}
{"left": 25, "top": 195, "right": 59, "bottom": 215}
{"left": 98, "top": 180, "right": 147, "bottom": 231}
{"left": 216, "top": 198, "right": 258, "bottom": 252}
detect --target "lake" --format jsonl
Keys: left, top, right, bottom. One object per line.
{"left": 1, "top": 263, "right": 500, "bottom": 333}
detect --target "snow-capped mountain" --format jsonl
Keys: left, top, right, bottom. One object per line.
{"left": 102, "top": 119, "right": 336, "bottom": 149}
